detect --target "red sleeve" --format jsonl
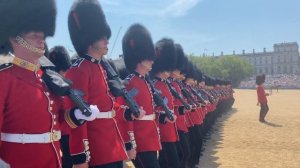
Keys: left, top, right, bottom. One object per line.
{"left": 172, "top": 82, "right": 184, "bottom": 106}
{"left": 114, "top": 97, "right": 135, "bottom": 150}
{"left": 64, "top": 66, "right": 90, "bottom": 164}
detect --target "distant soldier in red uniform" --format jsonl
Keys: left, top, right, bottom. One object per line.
{"left": 256, "top": 74, "right": 269, "bottom": 122}
{"left": 0, "top": 0, "right": 98, "bottom": 167}
{"left": 122, "top": 24, "right": 161, "bottom": 168}
{"left": 150, "top": 38, "right": 179, "bottom": 168}
{"left": 65, "top": 0, "right": 142, "bottom": 168}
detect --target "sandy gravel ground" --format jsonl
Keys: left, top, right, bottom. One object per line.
{"left": 198, "top": 89, "right": 300, "bottom": 168}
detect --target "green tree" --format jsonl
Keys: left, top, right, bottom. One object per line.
{"left": 189, "top": 55, "right": 254, "bottom": 87}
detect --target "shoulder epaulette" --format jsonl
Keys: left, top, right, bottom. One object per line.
{"left": 71, "top": 58, "right": 84, "bottom": 67}
{"left": 0, "top": 63, "right": 13, "bottom": 71}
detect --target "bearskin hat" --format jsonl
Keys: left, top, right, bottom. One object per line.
{"left": 184, "top": 61, "right": 196, "bottom": 79}
{"left": 122, "top": 23, "right": 156, "bottom": 73}
{"left": 205, "top": 75, "right": 213, "bottom": 86}
{"left": 112, "top": 58, "right": 129, "bottom": 80}
{"left": 256, "top": 74, "right": 265, "bottom": 85}
{"left": 0, "top": 0, "right": 56, "bottom": 54}
{"left": 180, "top": 55, "right": 190, "bottom": 75}
{"left": 48, "top": 46, "right": 71, "bottom": 72}
{"left": 150, "top": 38, "right": 177, "bottom": 75}
{"left": 194, "top": 68, "right": 203, "bottom": 82}
{"left": 68, "top": 0, "right": 111, "bottom": 56}
{"left": 174, "top": 43, "right": 186, "bottom": 72}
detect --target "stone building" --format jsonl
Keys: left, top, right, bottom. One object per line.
{"left": 233, "top": 42, "right": 300, "bottom": 75}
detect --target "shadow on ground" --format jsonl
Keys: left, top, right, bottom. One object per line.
{"left": 198, "top": 108, "right": 238, "bottom": 168}
{"left": 262, "top": 121, "right": 283, "bottom": 127}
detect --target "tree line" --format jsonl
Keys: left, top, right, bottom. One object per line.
{"left": 189, "top": 55, "right": 255, "bottom": 87}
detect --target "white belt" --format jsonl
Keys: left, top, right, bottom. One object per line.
{"left": 138, "top": 114, "right": 156, "bottom": 121}
{"left": 156, "top": 110, "right": 174, "bottom": 114}
{"left": 1, "top": 131, "right": 61, "bottom": 144}
{"left": 96, "top": 110, "right": 116, "bottom": 119}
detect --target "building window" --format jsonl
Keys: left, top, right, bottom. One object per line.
{"left": 260, "top": 57, "right": 262, "bottom": 64}
{"left": 278, "top": 66, "right": 281, "bottom": 73}
{"left": 271, "top": 67, "right": 274, "bottom": 74}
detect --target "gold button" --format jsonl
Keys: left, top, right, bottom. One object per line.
{"left": 45, "top": 92, "right": 50, "bottom": 96}
{"left": 53, "top": 115, "right": 56, "bottom": 119}
{"left": 49, "top": 107, "right": 53, "bottom": 111}
{"left": 53, "top": 121, "right": 57, "bottom": 125}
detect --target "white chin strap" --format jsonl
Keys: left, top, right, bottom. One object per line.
{"left": 15, "top": 36, "right": 45, "bottom": 55}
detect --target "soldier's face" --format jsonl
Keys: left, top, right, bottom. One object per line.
{"left": 140, "top": 60, "right": 154, "bottom": 73}
{"left": 21, "top": 32, "right": 45, "bottom": 51}
{"left": 162, "top": 71, "right": 170, "bottom": 79}
{"left": 9, "top": 31, "right": 46, "bottom": 58}
{"left": 199, "top": 81, "right": 205, "bottom": 87}
{"left": 171, "top": 70, "right": 181, "bottom": 79}
{"left": 92, "top": 37, "right": 109, "bottom": 56}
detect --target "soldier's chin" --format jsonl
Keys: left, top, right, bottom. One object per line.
{"left": 103, "top": 49, "right": 108, "bottom": 55}
{"left": 30, "top": 47, "right": 45, "bottom": 55}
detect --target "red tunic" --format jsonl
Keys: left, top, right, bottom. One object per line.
{"left": 64, "top": 58, "right": 127, "bottom": 166}
{"left": 171, "top": 80, "right": 188, "bottom": 132}
{"left": 185, "top": 112, "right": 194, "bottom": 128}
{"left": 256, "top": 85, "right": 268, "bottom": 104}
{"left": 125, "top": 73, "right": 161, "bottom": 152}
{"left": 186, "top": 85, "right": 202, "bottom": 125}
{"left": 0, "top": 64, "right": 64, "bottom": 168}
{"left": 153, "top": 79, "right": 178, "bottom": 142}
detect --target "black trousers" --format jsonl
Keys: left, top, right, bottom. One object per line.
{"left": 188, "top": 125, "right": 203, "bottom": 167}
{"left": 260, "top": 103, "right": 269, "bottom": 121}
{"left": 89, "top": 161, "right": 123, "bottom": 168}
{"left": 176, "top": 131, "right": 191, "bottom": 168}
{"left": 159, "top": 142, "right": 180, "bottom": 168}
{"left": 60, "top": 135, "right": 72, "bottom": 168}
{"left": 133, "top": 151, "right": 160, "bottom": 168}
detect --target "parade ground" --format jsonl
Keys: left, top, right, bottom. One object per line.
{"left": 198, "top": 89, "right": 300, "bottom": 168}
{"left": 124, "top": 89, "right": 300, "bottom": 168}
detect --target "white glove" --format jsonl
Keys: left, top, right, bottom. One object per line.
{"left": 74, "top": 105, "right": 100, "bottom": 121}
{"left": 0, "top": 158, "right": 10, "bottom": 168}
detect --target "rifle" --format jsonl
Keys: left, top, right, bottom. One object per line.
{"left": 166, "top": 79, "right": 191, "bottom": 110}
{"left": 100, "top": 58, "right": 140, "bottom": 118}
{"left": 175, "top": 81, "right": 200, "bottom": 108}
{"left": 42, "top": 69, "right": 92, "bottom": 118}
{"left": 189, "top": 86, "right": 206, "bottom": 105}
{"left": 145, "top": 75, "right": 174, "bottom": 121}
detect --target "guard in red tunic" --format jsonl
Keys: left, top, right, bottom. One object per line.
{"left": 256, "top": 74, "right": 269, "bottom": 122}
{"left": 150, "top": 38, "right": 180, "bottom": 168}
{"left": 0, "top": 1, "right": 97, "bottom": 167}
{"left": 182, "top": 62, "right": 203, "bottom": 168}
{"left": 169, "top": 44, "right": 191, "bottom": 168}
{"left": 122, "top": 24, "right": 161, "bottom": 168}
{"left": 65, "top": 0, "right": 136, "bottom": 167}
